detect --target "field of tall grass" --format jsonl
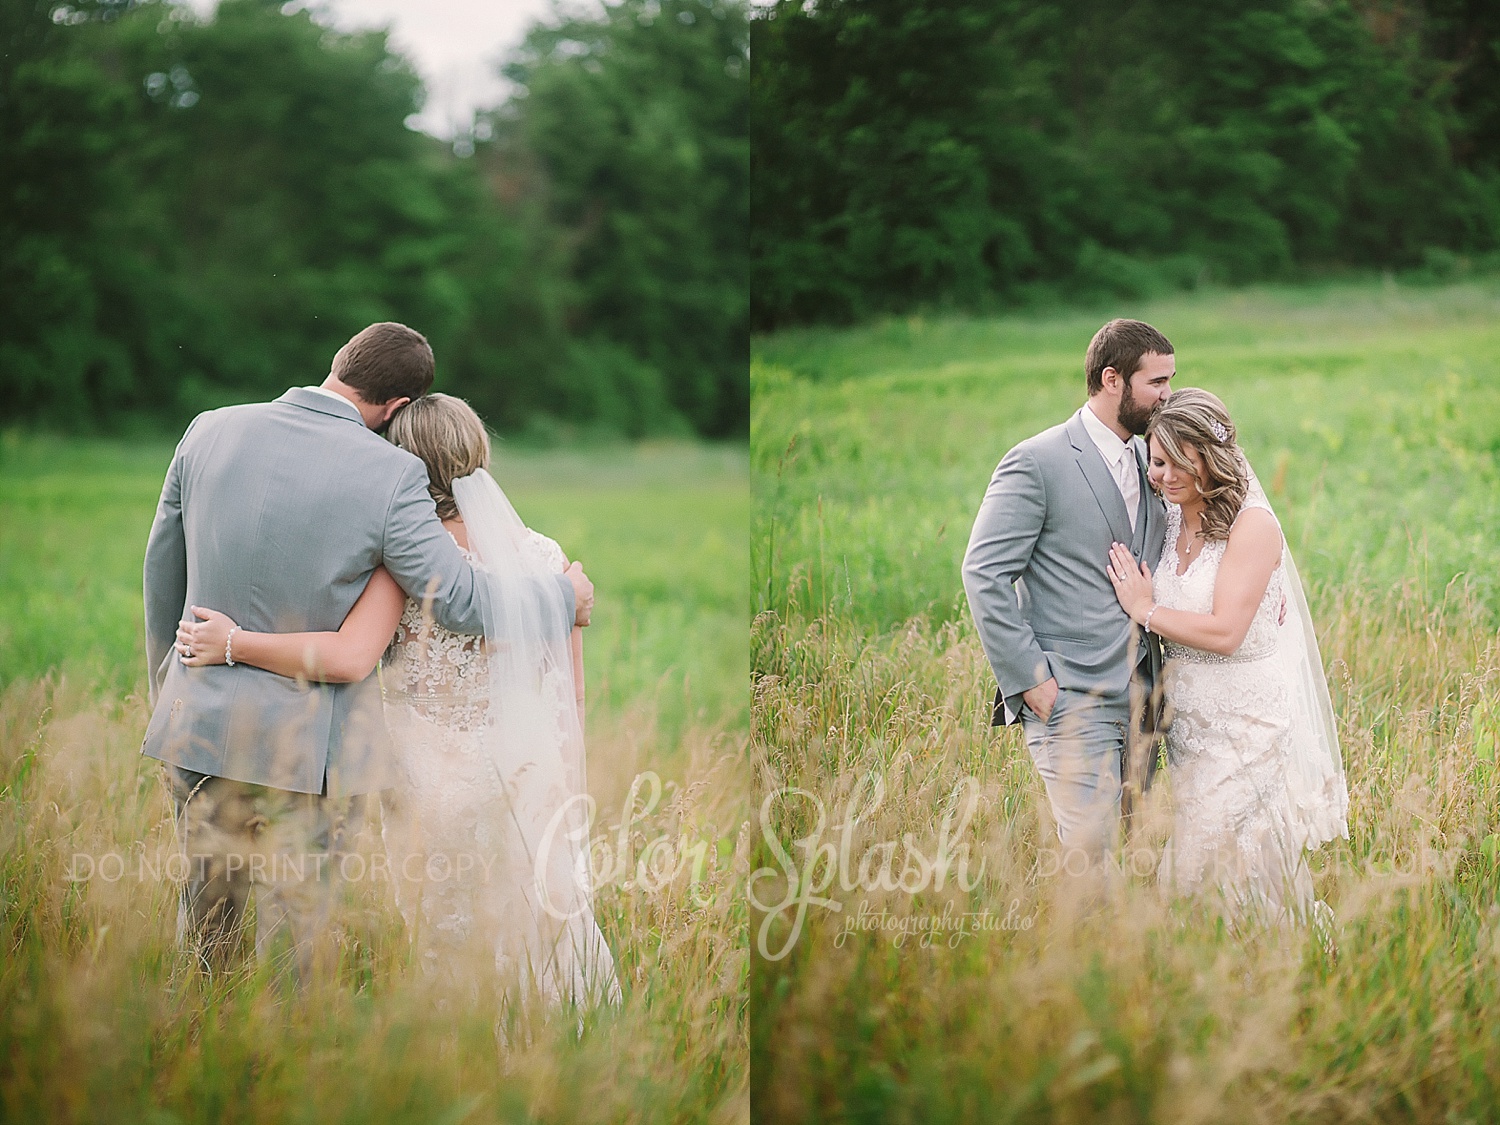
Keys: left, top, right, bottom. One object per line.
{"left": 0, "top": 434, "right": 749, "bottom": 1123}
{"left": 750, "top": 280, "right": 1500, "bottom": 1122}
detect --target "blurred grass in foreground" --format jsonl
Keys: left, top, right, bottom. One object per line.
{"left": 0, "top": 435, "right": 749, "bottom": 1123}
{"left": 750, "top": 280, "right": 1500, "bottom": 1122}
{"left": 751, "top": 595, "right": 1500, "bottom": 1122}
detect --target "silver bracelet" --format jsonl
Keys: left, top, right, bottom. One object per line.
{"left": 1143, "top": 604, "right": 1159, "bottom": 634}
{"left": 225, "top": 626, "right": 238, "bottom": 667}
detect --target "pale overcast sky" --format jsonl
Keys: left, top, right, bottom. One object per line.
{"left": 184, "top": 0, "right": 600, "bottom": 137}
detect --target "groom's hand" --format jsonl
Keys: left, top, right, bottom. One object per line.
{"left": 1023, "top": 678, "right": 1058, "bottom": 723}
{"left": 566, "top": 561, "right": 594, "bottom": 626}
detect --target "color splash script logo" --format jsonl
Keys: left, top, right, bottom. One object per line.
{"left": 748, "top": 773, "right": 986, "bottom": 960}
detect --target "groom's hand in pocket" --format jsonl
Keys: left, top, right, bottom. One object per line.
{"left": 1024, "top": 678, "right": 1059, "bottom": 723}
{"left": 566, "top": 561, "right": 594, "bottom": 626}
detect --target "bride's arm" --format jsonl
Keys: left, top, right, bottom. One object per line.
{"left": 1107, "top": 508, "right": 1282, "bottom": 656}
{"left": 175, "top": 567, "right": 407, "bottom": 682}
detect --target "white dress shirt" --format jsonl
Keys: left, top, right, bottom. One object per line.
{"left": 1080, "top": 401, "right": 1141, "bottom": 533}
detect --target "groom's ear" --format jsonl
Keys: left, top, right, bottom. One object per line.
{"left": 380, "top": 396, "right": 412, "bottom": 424}
{"left": 1099, "top": 366, "right": 1123, "bottom": 395}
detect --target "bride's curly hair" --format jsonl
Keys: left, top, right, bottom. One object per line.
{"left": 1146, "top": 388, "right": 1248, "bottom": 542}
{"left": 386, "top": 393, "right": 491, "bottom": 520}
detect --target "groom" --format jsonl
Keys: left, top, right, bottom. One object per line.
{"left": 962, "top": 319, "right": 1174, "bottom": 865}
{"left": 141, "top": 321, "right": 593, "bottom": 981}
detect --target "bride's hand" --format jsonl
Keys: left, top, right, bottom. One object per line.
{"left": 1106, "top": 543, "right": 1155, "bottom": 624}
{"left": 176, "top": 606, "right": 238, "bottom": 665}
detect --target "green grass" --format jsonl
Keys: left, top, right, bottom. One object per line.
{"left": 0, "top": 434, "right": 749, "bottom": 1123}
{"left": 754, "top": 278, "right": 1500, "bottom": 628}
{"left": 750, "top": 279, "right": 1500, "bottom": 1123}
{"left": 0, "top": 432, "right": 748, "bottom": 742}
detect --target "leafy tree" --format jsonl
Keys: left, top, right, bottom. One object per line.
{"left": 496, "top": 0, "right": 749, "bottom": 437}
{"left": 751, "top": 0, "right": 1500, "bottom": 329}
{"left": 1, "top": 0, "right": 142, "bottom": 423}
{"left": 0, "top": 0, "right": 749, "bottom": 438}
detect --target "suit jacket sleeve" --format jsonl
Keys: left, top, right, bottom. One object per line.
{"left": 143, "top": 423, "right": 195, "bottom": 705}
{"left": 380, "top": 460, "right": 575, "bottom": 637}
{"left": 961, "top": 445, "right": 1052, "bottom": 714}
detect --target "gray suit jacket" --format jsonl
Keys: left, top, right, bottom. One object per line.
{"left": 962, "top": 407, "right": 1166, "bottom": 727}
{"left": 141, "top": 387, "right": 576, "bottom": 797}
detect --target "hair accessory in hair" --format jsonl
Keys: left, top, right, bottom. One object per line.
{"left": 1209, "top": 419, "right": 1229, "bottom": 443}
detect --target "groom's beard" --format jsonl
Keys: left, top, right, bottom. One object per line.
{"left": 1118, "top": 383, "right": 1157, "bottom": 436}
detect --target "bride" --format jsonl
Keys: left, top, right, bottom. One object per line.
{"left": 1104, "top": 388, "right": 1348, "bottom": 925}
{"left": 177, "top": 393, "right": 621, "bottom": 1011}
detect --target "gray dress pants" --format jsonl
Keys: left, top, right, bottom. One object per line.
{"left": 1019, "top": 688, "right": 1130, "bottom": 867}
{"left": 167, "top": 764, "right": 354, "bottom": 984}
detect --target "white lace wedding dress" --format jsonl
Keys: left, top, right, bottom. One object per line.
{"left": 1153, "top": 496, "right": 1334, "bottom": 926}
{"left": 380, "top": 529, "right": 621, "bottom": 1010}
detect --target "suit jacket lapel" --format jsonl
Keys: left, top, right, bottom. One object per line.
{"left": 1066, "top": 410, "right": 1133, "bottom": 547}
{"left": 1131, "top": 436, "right": 1166, "bottom": 565}
{"left": 1130, "top": 439, "right": 1151, "bottom": 555}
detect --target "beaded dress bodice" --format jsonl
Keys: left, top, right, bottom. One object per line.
{"left": 381, "top": 532, "right": 566, "bottom": 729}
{"left": 1153, "top": 498, "right": 1284, "bottom": 665}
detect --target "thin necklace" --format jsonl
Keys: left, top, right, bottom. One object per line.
{"left": 1178, "top": 510, "right": 1206, "bottom": 566}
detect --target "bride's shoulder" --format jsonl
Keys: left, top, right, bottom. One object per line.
{"left": 1227, "top": 502, "right": 1282, "bottom": 555}
{"left": 523, "top": 528, "right": 568, "bottom": 571}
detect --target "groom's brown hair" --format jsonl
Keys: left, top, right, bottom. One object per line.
{"left": 1085, "top": 319, "right": 1173, "bottom": 395}
{"left": 331, "top": 322, "right": 435, "bottom": 404}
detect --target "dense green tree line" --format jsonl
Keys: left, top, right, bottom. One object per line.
{"left": 751, "top": 0, "right": 1500, "bottom": 328}
{"left": 1, "top": 0, "right": 747, "bottom": 436}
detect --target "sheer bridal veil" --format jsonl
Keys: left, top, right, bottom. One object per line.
{"left": 1245, "top": 464, "right": 1350, "bottom": 851}
{"left": 452, "top": 467, "right": 622, "bottom": 1010}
